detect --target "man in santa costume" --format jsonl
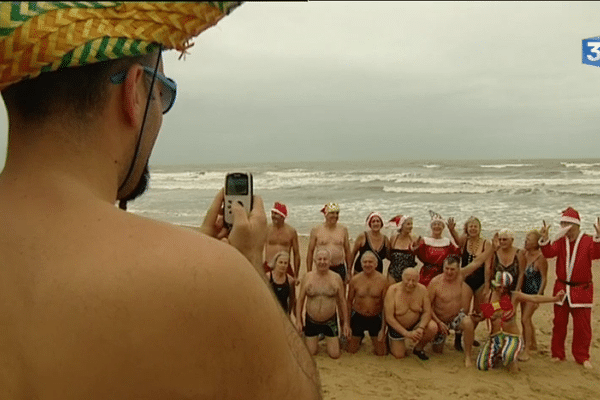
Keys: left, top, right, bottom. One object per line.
{"left": 539, "top": 207, "right": 600, "bottom": 369}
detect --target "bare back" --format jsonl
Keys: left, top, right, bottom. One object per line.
{"left": 0, "top": 182, "right": 320, "bottom": 398}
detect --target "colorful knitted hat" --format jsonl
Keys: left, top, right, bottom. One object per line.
{"left": 0, "top": 2, "right": 242, "bottom": 91}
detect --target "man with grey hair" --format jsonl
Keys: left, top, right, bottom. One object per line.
{"left": 347, "top": 251, "right": 389, "bottom": 355}
{"left": 296, "top": 247, "right": 351, "bottom": 359}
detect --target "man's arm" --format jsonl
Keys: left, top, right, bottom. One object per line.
{"left": 291, "top": 229, "right": 301, "bottom": 278}
{"left": 306, "top": 229, "right": 317, "bottom": 272}
{"left": 336, "top": 275, "right": 351, "bottom": 339}
{"left": 426, "top": 281, "right": 443, "bottom": 327}
{"left": 344, "top": 227, "right": 352, "bottom": 272}
{"left": 346, "top": 278, "right": 356, "bottom": 320}
{"left": 295, "top": 275, "right": 308, "bottom": 332}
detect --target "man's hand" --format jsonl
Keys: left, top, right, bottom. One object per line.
{"left": 342, "top": 323, "right": 351, "bottom": 340}
{"left": 199, "top": 188, "right": 228, "bottom": 239}
{"left": 554, "top": 289, "right": 566, "bottom": 302}
{"left": 437, "top": 321, "right": 449, "bottom": 336}
{"left": 540, "top": 220, "right": 550, "bottom": 242}
{"left": 377, "top": 328, "right": 386, "bottom": 343}
{"left": 409, "top": 327, "right": 424, "bottom": 342}
{"left": 200, "top": 189, "right": 267, "bottom": 271}
{"left": 228, "top": 195, "right": 267, "bottom": 271}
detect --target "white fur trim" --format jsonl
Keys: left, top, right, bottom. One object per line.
{"left": 538, "top": 237, "right": 550, "bottom": 246}
{"left": 593, "top": 235, "right": 600, "bottom": 243}
{"left": 560, "top": 216, "right": 580, "bottom": 225}
{"left": 423, "top": 237, "right": 451, "bottom": 247}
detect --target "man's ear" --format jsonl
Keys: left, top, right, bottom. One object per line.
{"left": 121, "top": 64, "right": 146, "bottom": 129}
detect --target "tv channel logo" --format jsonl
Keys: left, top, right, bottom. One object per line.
{"left": 583, "top": 37, "right": 600, "bottom": 67}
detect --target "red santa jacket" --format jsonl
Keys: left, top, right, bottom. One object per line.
{"left": 414, "top": 237, "right": 460, "bottom": 268}
{"left": 540, "top": 233, "right": 600, "bottom": 307}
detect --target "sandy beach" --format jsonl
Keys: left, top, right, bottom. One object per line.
{"left": 292, "top": 234, "right": 600, "bottom": 400}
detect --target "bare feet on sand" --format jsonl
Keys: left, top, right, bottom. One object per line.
{"left": 465, "top": 357, "right": 473, "bottom": 368}
{"left": 551, "top": 357, "right": 563, "bottom": 363}
{"left": 518, "top": 352, "right": 530, "bottom": 362}
{"left": 583, "top": 360, "right": 593, "bottom": 369}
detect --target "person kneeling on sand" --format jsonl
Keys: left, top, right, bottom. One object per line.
{"left": 347, "top": 251, "right": 389, "bottom": 356}
{"left": 474, "top": 259, "right": 565, "bottom": 372}
{"left": 384, "top": 268, "right": 437, "bottom": 360}
{"left": 427, "top": 250, "right": 495, "bottom": 368}
{"left": 296, "top": 248, "right": 351, "bottom": 359}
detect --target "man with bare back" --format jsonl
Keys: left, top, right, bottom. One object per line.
{"left": 296, "top": 248, "right": 351, "bottom": 358}
{"left": 307, "top": 202, "right": 352, "bottom": 283}
{"left": 264, "top": 202, "right": 301, "bottom": 277}
{"left": 428, "top": 248, "right": 495, "bottom": 367}
{"left": 384, "top": 268, "right": 438, "bottom": 360}
{"left": 347, "top": 251, "right": 389, "bottom": 356}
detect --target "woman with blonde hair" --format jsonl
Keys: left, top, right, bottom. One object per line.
{"left": 267, "top": 251, "right": 296, "bottom": 316}
{"left": 387, "top": 214, "right": 417, "bottom": 284}
{"left": 518, "top": 229, "right": 548, "bottom": 361}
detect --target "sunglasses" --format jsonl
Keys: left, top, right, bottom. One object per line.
{"left": 110, "top": 65, "right": 177, "bottom": 114}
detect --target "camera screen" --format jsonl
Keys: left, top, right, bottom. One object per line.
{"left": 226, "top": 174, "right": 249, "bottom": 195}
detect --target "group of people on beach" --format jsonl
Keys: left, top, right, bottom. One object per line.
{"left": 263, "top": 201, "right": 600, "bottom": 372}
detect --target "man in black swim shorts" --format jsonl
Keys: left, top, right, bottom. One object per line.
{"left": 296, "top": 248, "right": 351, "bottom": 359}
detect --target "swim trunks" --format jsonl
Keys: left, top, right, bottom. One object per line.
{"left": 476, "top": 332, "right": 523, "bottom": 371}
{"left": 330, "top": 263, "right": 347, "bottom": 282}
{"left": 388, "top": 321, "right": 419, "bottom": 341}
{"left": 433, "top": 309, "right": 467, "bottom": 345}
{"left": 350, "top": 311, "right": 382, "bottom": 338}
{"left": 304, "top": 314, "right": 339, "bottom": 338}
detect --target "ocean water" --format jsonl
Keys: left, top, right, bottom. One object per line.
{"left": 128, "top": 159, "right": 600, "bottom": 245}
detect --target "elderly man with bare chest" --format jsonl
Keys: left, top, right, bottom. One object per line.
{"left": 428, "top": 246, "right": 496, "bottom": 367}
{"left": 307, "top": 203, "right": 352, "bottom": 283}
{"left": 384, "top": 268, "right": 438, "bottom": 360}
{"left": 296, "top": 248, "right": 351, "bottom": 359}
{"left": 346, "top": 251, "right": 389, "bottom": 356}
{"left": 264, "top": 202, "right": 301, "bottom": 277}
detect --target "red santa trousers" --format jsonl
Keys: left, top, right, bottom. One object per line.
{"left": 552, "top": 302, "right": 592, "bottom": 364}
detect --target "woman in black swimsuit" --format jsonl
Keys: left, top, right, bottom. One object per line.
{"left": 485, "top": 228, "right": 525, "bottom": 294}
{"left": 349, "top": 212, "right": 390, "bottom": 277}
{"left": 387, "top": 215, "right": 417, "bottom": 284}
{"left": 267, "top": 251, "right": 296, "bottom": 316}
{"left": 519, "top": 230, "right": 548, "bottom": 361}
{"left": 448, "top": 216, "right": 489, "bottom": 349}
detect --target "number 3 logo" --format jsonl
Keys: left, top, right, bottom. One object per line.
{"left": 587, "top": 42, "right": 600, "bottom": 62}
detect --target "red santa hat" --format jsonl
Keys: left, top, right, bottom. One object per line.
{"left": 271, "top": 202, "right": 288, "bottom": 219}
{"left": 561, "top": 207, "right": 580, "bottom": 225}
{"left": 365, "top": 212, "right": 384, "bottom": 227}
{"left": 389, "top": 214, "right": 410, "bottom": 230}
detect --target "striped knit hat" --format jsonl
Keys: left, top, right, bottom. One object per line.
{"left": 0, "top": 2, "right": 242, "bottom": 91}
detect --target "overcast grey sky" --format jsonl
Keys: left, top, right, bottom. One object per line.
{"left": 1, "top": 1, "right": 600, "bottom": 166}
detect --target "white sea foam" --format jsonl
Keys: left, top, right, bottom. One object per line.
{"left": 480, "top": 163, "right": 534, "bottom": 168}
{"left": 561, "top": 162, "right": 600, "bottom": 169}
